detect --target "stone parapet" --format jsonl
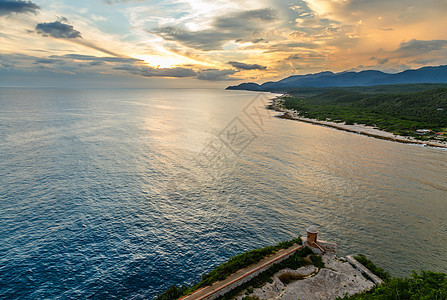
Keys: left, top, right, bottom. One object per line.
{"left": 346, "top": 255, "right": 383, "bottom": 285}
{"left": 181, "top": 244, "right": 303, "bottom": 300}
{"left": 302, "top": 237, "right": 337, "bottom": 254}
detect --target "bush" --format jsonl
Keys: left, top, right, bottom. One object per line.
{"left": 310, "top": 254, "right": 325, "bottom": 269}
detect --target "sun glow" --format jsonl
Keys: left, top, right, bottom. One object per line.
{"left": 135, "top": 55, "right": 183, "bottom": 68}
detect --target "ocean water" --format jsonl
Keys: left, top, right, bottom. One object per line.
{"left": 1, "top": 88, "right": 446, "bottom": 299}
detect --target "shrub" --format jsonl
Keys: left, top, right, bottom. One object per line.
{"left": 310, "top": 254, "right": 325, "bottom": 269}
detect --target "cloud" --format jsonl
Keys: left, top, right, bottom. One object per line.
{"left": 343, "top": 0, "right": 442, "bottom": 18}
{"left": 228, "top": 61, "right": 267, "bottom": 70}
{"left": 377, "top": 58, "right": 389, "bottom": 65}
{"left": 36, "top": 21, "right": 82, "bottom": 39}
{"left": 103, "top": 0, "right": 135, "bottom": 4}
{"left": 114, "top": 64, "right": 196, "bottom": 78}
{"left": 0, "top": 0, "right": 39, "bottom": 16}
{"left": 89, "top": 61, "right": 104, "bottom": 66}
{"left": 1, "top": 63, "right": 13, "bottom": 68}
{"left": 34, "top": 58, "right": 63, "bottom": 64}
{"left": 286, "top": 54, "right": 301, "bottom": 60}
{"left": 252, "top": 38, "right": 267, "bottom": 43}
{"left": 56, "top": 54, "right": 195, "bottom": 78}
{"left": 213, "top": 8, "right": 277, "bottom": 29}
{"left": 60, "top": 54, "right": 142, "bottom": 63}
{"left": 196, "top": 69, "right": 236, "bottom": 81}
{"left": 369, "top": 56, "right": 389, "bottom": 65}
{"left": 154, "top": 26, "right": 230, "bottom": 51}
{"left": 0, "top": 52, "right": 199, "bottom": 79}
{"left": 396, "top": 39, "right": 447, "bottom": 57}
{"left": 154, "top": 8, "right": 277, "bottom": 51}
{"left": 255, "top": 41, "right": 319, "bottom": 53}
{"left": 317, "top": 0, "right": 447, "bottom": 28}
{"left": 34, "top": 21, "right": 126, "bottom": 57}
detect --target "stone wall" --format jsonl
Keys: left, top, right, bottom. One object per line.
{"left": 346, "top": 255, "right": 383, "bottom": 285}
{"left": 198, "top": 247, "right": 302, "bottom": 300}
{"left": 318, "top": 240, "right": 337, "bottom": 253}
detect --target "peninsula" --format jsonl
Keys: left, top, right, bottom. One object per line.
{"left": 156, "top": 227, "right": 447, "bottom": 299}
{"left": 267, "top": 86, "right": 447, "bottom": 148}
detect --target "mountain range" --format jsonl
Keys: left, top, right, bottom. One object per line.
{"left": 226, "top": 65, "right": 447, "bottom": 92}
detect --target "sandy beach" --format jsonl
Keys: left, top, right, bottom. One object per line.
{"left": 268, "top": 98, "right": 447, "bottom": 149}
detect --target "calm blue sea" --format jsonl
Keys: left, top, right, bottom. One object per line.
{"left": 1, "top": 88, "right": 446, "bottom": 299}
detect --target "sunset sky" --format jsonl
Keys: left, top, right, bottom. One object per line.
{"left": 1, "top": 0, "right": 447, "bottom": 88}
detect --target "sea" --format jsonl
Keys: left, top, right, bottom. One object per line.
{"left": 1, "top": 88, "right": 446, "bottom": 299}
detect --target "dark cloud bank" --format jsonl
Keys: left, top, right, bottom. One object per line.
{"left": 0, "top": 0, "right": 39, "bottom": 16}
{"left": 396, "top": 39, "right": 447, "bottom": 57}
{"left": 36, "top": 21, "right": 82, "bottom": 39}
{"left": 154, "top": 8, "right": 277, "bottom": 51}
{"left": 0, "top": 53, "right": 240, "bottom": 81}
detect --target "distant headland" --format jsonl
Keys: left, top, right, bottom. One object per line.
{"left": 226, "top": 65, "right": 447, "bottom": 92}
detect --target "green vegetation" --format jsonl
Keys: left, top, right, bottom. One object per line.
{"left": 354, "top": 254, "right": 391, "bottom": 282}
{"left": 155, "top": 237, "right": 302, "bottom": 300}
{"left": 340, "top": 271, "right": 447, "bottom": 299}
{"left": 281, "top": 84, "right": 447, "bottom": 138}
{"left": 310, "top": 254, "right": 325, "bottom": 269}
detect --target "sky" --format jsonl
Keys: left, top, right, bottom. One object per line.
{"left": 1, "top": 0, "right": 447, "bottom": 88}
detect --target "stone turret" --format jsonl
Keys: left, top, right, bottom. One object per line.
{"left": 302, "top": 226, "right": 337, "bottom": 254}
{"left": 306, "top": 225, "right": 318, "bottom": 246}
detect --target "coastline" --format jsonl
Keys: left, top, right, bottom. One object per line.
{"left": 267, "top": 98, "right": 447, "bottom": 149}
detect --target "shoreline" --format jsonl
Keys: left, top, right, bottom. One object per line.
{"left": 267, "top": 98, "right": 447, "bottom": 149}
